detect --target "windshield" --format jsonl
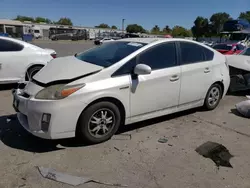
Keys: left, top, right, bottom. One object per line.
{"left": 229, "top": 33, "right": 248, "bottom": 41}
{"left": 213, "top": 44, "right": 232, "bottom": 51}
{"left": 75, "top": 41, "right": 146, "bottom": 67}
{"left": 239, "top": 47, "right": 250, "bottom": 56}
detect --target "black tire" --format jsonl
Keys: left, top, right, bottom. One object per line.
{"left": 76, "top": 101, "right": 121, "bottom": 144}
{"left": 25, "top": 65, "right": 43, "bottom": 81}
{"left": 203, "top": 83, "right": 223, "bottom": 110}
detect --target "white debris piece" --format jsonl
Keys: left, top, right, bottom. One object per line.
{"left": 37, "top": 166, "right": 128, "bottom": 187}
{"left": 235, "top": 96, "right": 250, "bottom": 118}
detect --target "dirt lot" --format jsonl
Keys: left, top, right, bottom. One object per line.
{"left": 0, "top": 41, "right": 250, "bottom": 188}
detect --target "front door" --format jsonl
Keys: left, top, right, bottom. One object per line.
{"left": 178, "top": 41, "right": 214, "bottom": 106}
{"left": 130, "top": 42, "right": 181, "bottom": 117}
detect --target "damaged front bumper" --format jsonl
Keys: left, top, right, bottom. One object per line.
{"left": 229, "top": 66, "right": 250, "bottom": 92}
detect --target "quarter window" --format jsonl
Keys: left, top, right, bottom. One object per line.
{"left": 180, "top": 42, "right": 214, "bottom": 65}
{"left": 0, "top": 39, "right": 24, "bottom": 52}
{"left": 112, "top": 57, "right": 136, "bottom": 77}
{"left": 138, "top": 42, "right": 177, "bottom": 70}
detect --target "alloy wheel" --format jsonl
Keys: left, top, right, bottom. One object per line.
{"left": 87, "top": 108, "right": 115, "bottom": 138}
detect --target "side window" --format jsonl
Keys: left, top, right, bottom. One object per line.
{"left": 0, "top": 39, "right": 24, "bottom": 52}
{"left": 138, "top": 42, "right": 177, "bottom": 70}
{"left": 112, "top": 57, "right": 136, "bottom": 77}
{"left": 180, "top": 42, "right": 214, "bottom": 64}
{"left": 203, "top": 46, "right": 214, "bottom": 61}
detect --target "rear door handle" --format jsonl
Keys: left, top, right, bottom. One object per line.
{"left": 204, "top": 67, "right": 210, "bottom": 73}
{"left": 170, "top": 75, "right": 179, "bottom": 82}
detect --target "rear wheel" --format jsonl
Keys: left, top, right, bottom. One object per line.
{"left": 25, "top": 65, "right": 43, "bottom": 81}
{"left": 203, "top": 83, "right": 222, "bottom": 110}
{"left": 76, "top": 101, "right": 121, "bottom": 144}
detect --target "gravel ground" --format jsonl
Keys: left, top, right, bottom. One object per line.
{"left": 0, "top": 41, "right": 250, "bottom": 188}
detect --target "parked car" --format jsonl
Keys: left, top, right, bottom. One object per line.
{"left": 12, "top": 38, "right": 230, "bottom": 144}
{"left": 0, "top": 36, "right": 56, "bottom": 84}
{"left": 212, "top": 43, "right": 245, "bottom": 55}
{"left": 94, "top": 37, "right": 114, "bottom": 45}
{"left": 226, "top": 47, "right": 250, "bottom": 92}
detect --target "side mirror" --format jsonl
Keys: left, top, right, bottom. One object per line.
{"left": 134, "top": 64, "right": 151, "bottom": 75}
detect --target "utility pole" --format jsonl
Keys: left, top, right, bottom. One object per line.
{"left": 122, "top": 19, "right": 125, "bottom": 33}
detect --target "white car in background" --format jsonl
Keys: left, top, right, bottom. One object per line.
{"left": 13, "top": 38, "right": 230, "bottom": 144}
{"left": 0, "top": 36, "right": 56, "bottom": 84}
{"left": 100, "top": 37, "right": 114, "bottom": 44}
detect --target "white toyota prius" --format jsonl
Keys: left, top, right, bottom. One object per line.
{"left": 12, "top": 38, "right": 230, "bottom": 144}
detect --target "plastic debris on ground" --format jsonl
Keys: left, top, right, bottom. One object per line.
{"left": 37, "top": 166, "right": 128, "bottom": 187}
{"left": 235, "top": 95, "right": 250, "bottom": 118}
{"left": 112, "top": 134, "right": 132, "bottom": 140}
{"left": 158, "top": 137, "right": 168, "bottom": 143}
{"left": 195, "top": 141, "right": 234, "bottom": 168}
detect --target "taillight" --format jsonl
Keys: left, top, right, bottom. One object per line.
{"left": 51, "top": 53, "right": 57, "bottom": 58}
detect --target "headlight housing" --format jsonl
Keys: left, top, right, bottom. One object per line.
{"left": 35, "top": 83, "right": 85, "bottom": 100}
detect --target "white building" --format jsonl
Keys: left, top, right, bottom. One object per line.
{"left": 0, "top": 19, "right": 124, "bottom": 39}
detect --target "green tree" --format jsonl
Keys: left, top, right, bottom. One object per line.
{"left": 239, "top": 11, "right": 250, "bottom": 22}
{"left": 95, "top": 23, "right": 110, "bottom": 28}
{"left": 111, "top": 25, "right": 118, "bottom": 29}
{"left": 14, "top": 15, "right": 34, "bottom": 22}
{"left": 35, "top": 17, "right": 52, "bottom": 24}
{"left": 162, "top": 25, "right": 172, "bottom": 34}
{"left": 191, "top": 16, "right": 209, "bottom": 39}
{"left": 56, "top": 17, "right": 73, "bottom": 25}
{"left": 210, "top": 12, "right": 232, "bottom": 35}
{"left": 126, "top": 24, "right": 146, "bottom": 33}
{"left": 151, "top": 25, "right": 160, "bottom": 34}
{"left": 171, "top": 26, "right": 191, "bottom": 37}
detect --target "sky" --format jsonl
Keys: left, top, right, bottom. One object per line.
{"left": 0, "top": 0, "right": 249, "bottom": 30}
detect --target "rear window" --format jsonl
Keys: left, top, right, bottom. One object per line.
{"left": 76, "top": 41, "right": 146, "bottom": 67}
{"left": 213, "top": 44, "right": 232, "bottom": 51}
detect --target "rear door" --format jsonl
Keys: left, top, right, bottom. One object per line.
{"left": 0, "top": 38, "right": 27, "bottom": 82}
{"left": 177, "top": 41, "right": 215, "bottom": 107}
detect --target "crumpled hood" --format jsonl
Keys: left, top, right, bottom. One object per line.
{"left": 33, "top": 56, "right": 103, "bottom": 85}
{"left": 226, "top": 55, "right": 250, "bottom": 71}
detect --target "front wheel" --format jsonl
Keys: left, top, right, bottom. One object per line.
{"left": 76, "top": 101, "right": 121, "bottom": 144}
{"left": 203, "top": 83, "right": 222, "bottom": 110}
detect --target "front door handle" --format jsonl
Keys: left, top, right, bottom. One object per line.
{"left": 204, "top": 67, "right": 210, "bottom": 73}
{"left": 170, "top": 75, "right": 179, "bottom": 82}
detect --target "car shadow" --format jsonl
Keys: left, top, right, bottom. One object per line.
{"left": 0, "top": 108, "right": 199, "bottom": 153}
{"left": 227, "top": 89, "right": 250, "bottom": 97}
{"left": 117, "top": 108, "right": 198, "bottom": 134}
{"left": 0, "top": 84, "right": 18, "bottom": 91}
{"left": 0, "top": 114, "right": 90, "bottom": 153}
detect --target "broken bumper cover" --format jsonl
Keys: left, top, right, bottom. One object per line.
{"left": 12, "top": 88, "right": 88, "bottom": 139}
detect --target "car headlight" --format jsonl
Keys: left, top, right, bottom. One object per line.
{"left": 35, "top": 83, "right": 85, "bottom": 100}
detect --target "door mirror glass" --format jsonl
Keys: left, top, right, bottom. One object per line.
{"left": 134, "top": 64, "right": 151, "bottom": 75}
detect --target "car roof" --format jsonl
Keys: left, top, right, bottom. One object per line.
{"left": 0, "top": 36, "right": 42, "bottom": 50}
{"left": 117, "top": 37, "right": 165, "bottom": 44}
{"left": 117, "top": 37, "right": 199, "bottom": 44}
